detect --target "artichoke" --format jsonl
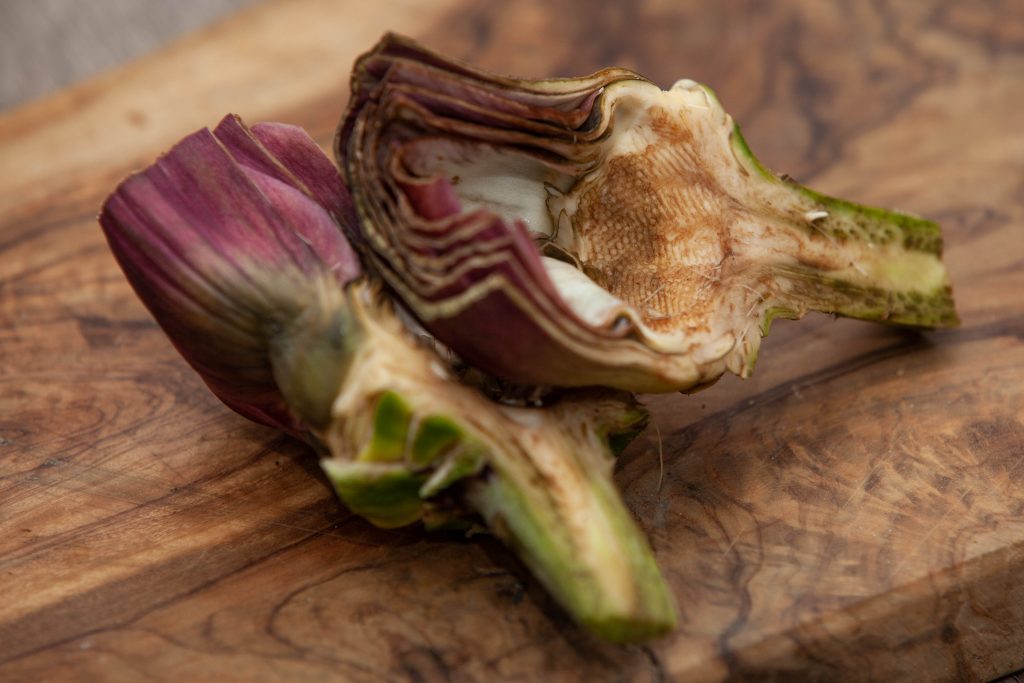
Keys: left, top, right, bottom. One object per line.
{"left": 99, "top": 34, "right": 959, "bottom": 645}
{"left": 100, "top": 114, "right": 675, "bottom": 642}
{"left": 338, "top": 34, "right": 957, "bottom": 393}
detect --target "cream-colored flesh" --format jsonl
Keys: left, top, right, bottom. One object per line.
{"left": 549, "top": 80, "right": 948, "bottom": 366}
{"left": 540, "top": 257, "right": 630, "bottom": 328}
{"left": 403, "top": 140, "right": 570, "bottom": 236}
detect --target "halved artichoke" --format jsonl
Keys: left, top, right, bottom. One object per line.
{"left": 338, "top": 34, "right": 957, "bottom": 393}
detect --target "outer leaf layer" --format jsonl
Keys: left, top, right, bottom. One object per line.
{"left": 100, "top": 114, "right": 361, "bottom": 433}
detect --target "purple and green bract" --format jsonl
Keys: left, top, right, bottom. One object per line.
{"left": 101, "top": 115, "right": 361, "bottom": 435}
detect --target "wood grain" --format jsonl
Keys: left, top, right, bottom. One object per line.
{"left": 1, "top": 0, "right": 1022, "bottom": 681}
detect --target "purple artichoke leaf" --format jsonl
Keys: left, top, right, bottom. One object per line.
{"left": 100, "top": 115, "right": 362, "bottom": 434}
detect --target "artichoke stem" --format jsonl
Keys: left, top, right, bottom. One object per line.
{"left": 729, "top": 127, "right": 959, "bottom": 332}
{"left": 763, "top": 196, "right": 960, "bottom": 331}
{"left": 464, "top": 403, "right": 676, "bottom": 642}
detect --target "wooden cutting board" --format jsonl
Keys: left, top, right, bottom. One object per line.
{"left": 2, "top": 1, "right": 1022, "bottom": 680}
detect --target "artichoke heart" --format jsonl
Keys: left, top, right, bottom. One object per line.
{"left": 338, "top": 34, "right": 957, "bottom": 392}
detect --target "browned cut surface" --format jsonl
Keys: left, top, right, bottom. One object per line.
{"left": 572, "top": 108, "right": 734, "bottom": 334}
{"left": 2, "top": 1, "right": 1023, "bottom": 681}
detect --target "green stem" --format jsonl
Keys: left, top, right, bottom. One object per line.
{"left": 729, "top": 123, "right": 958, "bottom": 332}
{"left": 464, "top": 399, "right": 676, "bottom": 642}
